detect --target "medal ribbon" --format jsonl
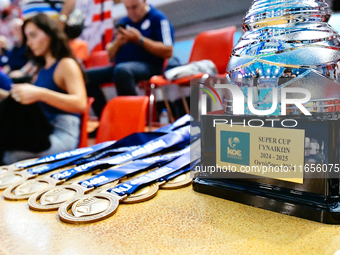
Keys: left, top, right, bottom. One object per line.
{"left": 13, "top": 114, "right": 191, "bottom": 169}
{"left": 78, "top": 146, "right": 191, "bottom": 188}
{"left": 108, "top": 140, "right": 201, "bottom": 196}
{"left": 51, "top": 125, "right": 192, "bottom": 181}
{"left": 27, "top": 141, "right": 116, "bottom": 175}
{"left": 155, "top": 114, "right": 191, "bottom": 133}
{"left": 108, "top": 151, "right": 196, "bottom": 196}
{"left": 74, "top": 132, "right": 176, "bottom": 166}
{"left": 159, "top": 158, "right": 201, "bottom": 182}
{"left": 14, "top": 142, "right": 113, "bottom": 169}
{"left": 73, "top": 146, "right": 139, "bottom": 166}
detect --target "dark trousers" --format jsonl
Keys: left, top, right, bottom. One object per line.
{"left": 85, "top": 61, "right": 162, "bottom": 117}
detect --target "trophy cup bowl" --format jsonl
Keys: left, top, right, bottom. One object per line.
{"left": 193, "top": 0, "right": 340, "bottom": 224}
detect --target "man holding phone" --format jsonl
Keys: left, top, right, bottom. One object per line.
{"left": 86, "top": 0, "right": 174, "bottom": 118}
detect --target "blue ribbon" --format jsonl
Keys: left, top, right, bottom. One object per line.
{"left": 155, "top": 114, "right": 191, "bottom": 133}
{"left": 78, "top": 146, "right": 191, "bottom": 188}
{"left": 108, "top": 142, "right": 201, "bottom": 196}
{"left": 51, "top": 125, "right": 191, "bottom": 181}
{"left": 14, "top": 142, "right": 113, "bottom": 169}
{"left": 160, "top": 165, "right": 191, "bottom": 182}
{"left": 26, "top": 124, "right": 190, "bottom": 175}
{"left": 65, "top": 114, "right": 193, "bottom": 166}
{"left": 27, "top": 142, "right": 116, "bottom": 175}
{"left": 96, "top": 125, "right": 191, "bottom": 165}
{"left": 12, "top": 114, "right": 191, "bottom": 169}
{"left": 73, "top": 146, "right": 139, "bottom": 165}
{"left": 159, "top": 158, "right": 200, "bottom": 182}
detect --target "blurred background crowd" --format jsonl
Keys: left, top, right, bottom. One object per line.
{"left": 0, "top": 0, "right": 339, "bottom": 164}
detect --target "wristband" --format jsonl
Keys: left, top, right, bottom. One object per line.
{"left": 59, "top": 14, "right": 68, "bottom": 23}
{"left": 139, "top": 36, "right": 144, "bottom": 46}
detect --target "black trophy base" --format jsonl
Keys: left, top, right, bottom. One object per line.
{"left": 193, "top": 178, "right": 340, "bottom": 224}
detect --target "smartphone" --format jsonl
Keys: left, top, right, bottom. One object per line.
{"left": 115, "top": 23, "right": 127, "bottom": 29}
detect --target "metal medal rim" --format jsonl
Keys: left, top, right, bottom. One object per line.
{"left": 0, "top": 157, "right": 39, "bottom": 175}
{"left": 0, "top": 165, "right": 17, "bottom": 176}
{"left": 122, "top": 183, "right": 159, "bottom": 204}
{"left": 0, "top": 171, "right": 36, "bottom": 190}
{"left": 160, "top": 172, "right": 192, "bottom": 190}
{"left": 58, "top": 193, "right": 120, "bottom": 224}
{"left": 28, "top": 180, "right": 120, "bottom": 211}
{"left": 93, "top": 180, "right": 120, "bottom": 193}
{"left": 28, "top": 184, "right": 89, "bottom": 211}
{"left": 3, "top": 178, "right": 60, "bottom": 200}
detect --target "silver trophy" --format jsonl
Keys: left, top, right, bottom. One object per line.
{"left": 194, "top": 0, "right": 340, "bottom": 224}
{"left": 226, "top": 0, "right": 340, "bottom": 114}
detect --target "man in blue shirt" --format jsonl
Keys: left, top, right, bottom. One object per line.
{"left": 86, "top": 0, "right": 174, "bottom": 117}
{"left": 0, "top": 70, "right": 12, "bottom": 91}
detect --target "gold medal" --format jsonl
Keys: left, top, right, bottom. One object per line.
{"left": 58, "top": 182, "right": 159, "bottom": 224}
{"left": 0, "top": 165, "right": 17, "bottom": 176}
{"left": 0, "top": 159, "right": 100, "bottom": 200}
{"left": 160, "top": 172, "right": 193, "bottom": 189}
{"left": 28, "top": 180, "right": 119, "bottom": 211}
{"left": 0, "top": 158, "right": 38, "bottom": 175}
{"left": 93, "top": 181, "right": 120, "bottom": 193}
{"left": 28, "top": 185, "right": 91, "bottom": 211}
{"left": 3, "top": 168, "right": 97, "bottom": 201}
{"left": 3, "top": 177, "right": 63, "bottom": 200}
{"left": 0, "top": 171, "right": 36, "bottom": 190}
{"left": 58, "top": 192, "right": 123, "bottom": 224}
{"left": 28, "top": 159, "right": 155, "bottom": 211}
{"left": 115, "top": 169, "right": 159, "bottom": 204}
{"left": 58, "top": 150, "right": 198, "bottom": 224}
{"left": 122, "top": 183, "right": 159, "bottom": 204}
{"left": 0, "top": 163, "right": 72, "bottom": 191}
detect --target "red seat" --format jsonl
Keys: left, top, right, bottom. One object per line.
{"left": 148, "top": 26, "right": 236, "bottom": 117}
{"left": 95, "top": 96, "right": 149, "bottom": 143}
{"left": 84, "top": 50, "right": 114, "bottom": 88}
{"left": 189, "top": 26, "right": 236, "bottom": 74}
{"left": 78, "top": 97, "right": 95, "bottom": 148}
{"left": 84, "top": 50, "right": 110, "bottom": 68}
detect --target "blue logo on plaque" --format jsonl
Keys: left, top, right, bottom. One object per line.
{"left": 220, "top": 131, "right": 250, "bottom": 165}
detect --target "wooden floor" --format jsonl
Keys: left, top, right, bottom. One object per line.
{"left": 1, "top": 184, "right": 340, "bottom": 255}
